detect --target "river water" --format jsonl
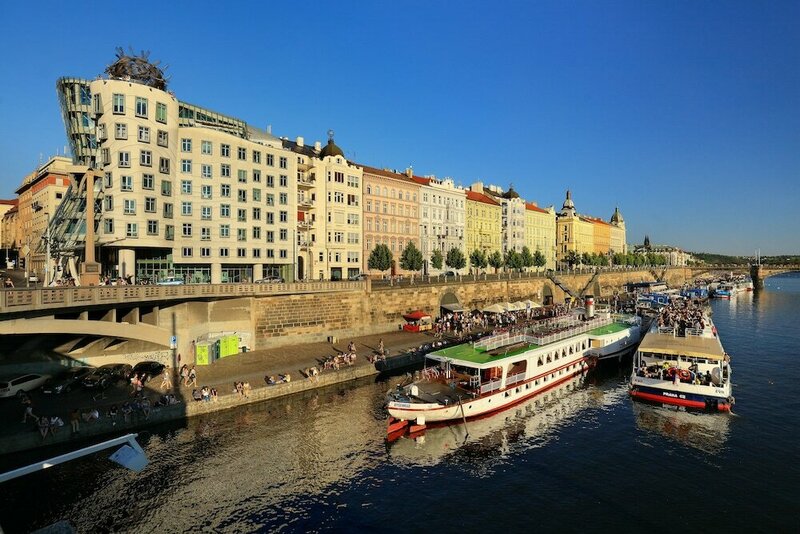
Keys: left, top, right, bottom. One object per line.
{"left": 2, "top": 273, "right": 799, "bottom": 533}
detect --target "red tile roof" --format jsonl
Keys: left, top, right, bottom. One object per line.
{"left": 359, "top": 164, "right": 417, "bottom": 184}
{"left": 525, "top": 202, "right": 549, "bottom": 214}
{"left": 580, "top": 216, "right": 612, "bottom": 226}
{"left": 0, "top": 199, "right": 18, "bottom": 206}
{"left": 466, "top": 190, "right": 500, "bottom": 206}
{"left": 410, "top": 176, "right": 431, "bottom": 185}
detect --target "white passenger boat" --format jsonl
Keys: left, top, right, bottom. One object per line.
{"left": 386, "top": 309, "right": 641, "bottom": 437}
{"left": 629, "top": 308, "right": 733, "bottom": 412}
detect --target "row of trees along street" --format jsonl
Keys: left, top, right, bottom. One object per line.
{"left": 367, "top": 243, "right": 671, "bottom": 277}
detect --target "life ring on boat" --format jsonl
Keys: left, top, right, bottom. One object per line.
{"left": 678, "top": 369, "right": 692, "bottom": 381}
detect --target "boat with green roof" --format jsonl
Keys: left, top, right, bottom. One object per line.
{"left": 386, "top": 307, "right": 641, "bottom": 436}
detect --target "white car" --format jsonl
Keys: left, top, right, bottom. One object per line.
{"left": 348, "top": 273, "right": 368, "bottom": 281}
{"left": 157, "top": 277, "right": 185, "bottom": 285}
{"left": 0, "top": 373, "right": 50, "bottom": 398}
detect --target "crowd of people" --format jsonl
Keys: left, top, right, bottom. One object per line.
{"left": 657, "top": 301, "right": 706, "bottom": 335}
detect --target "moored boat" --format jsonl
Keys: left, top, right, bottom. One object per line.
{"left": 386, "top": 308, "right": 641, "bottom": 438}
{"left": 629, "top": 303, "right": 733, "bottom": 412}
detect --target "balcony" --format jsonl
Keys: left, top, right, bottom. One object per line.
{"left": 297, "top": 197, "right": 314, "bottom": 211}
{"left": 297, "top": 219, "right": 314, "bottom": 230}
{"left": 298, "top": 240, "right": 312, "bottom": 250}
{"left": 297, "top": 174, "right": 315, "bottom": 188}
{"left": 297, "top": 162, "right": 313, "bottom": 172}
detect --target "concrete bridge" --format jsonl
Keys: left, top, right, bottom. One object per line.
{"left": 683, "top": 264, "right": 799, "bottom": 288}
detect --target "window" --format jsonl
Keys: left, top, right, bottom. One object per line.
{"left": 159, "top": 157, "right": 170, "bottom": 174}
{"left": 220, "top": 204, "right": 230, "bottom": 218}
{"left": 266, "top": 175, "right": 275, "bottom": 188}
{"left": 279, "top": 175, "right": 288, "bottom": 187}
{"left": 112, "top": 94, "right": 125, "bottom": 114}
{"left": 124, "top": 199, "right": 136, "bottom": 215}
{"left": 145, "top": 197, "right": 156, "bottom": 213}
{"left": 161, "top": 180, "right": 172, "bottom": 197}
{"left": 267, "top": 249, "right": 275, "bottom": 258}
{"left": 252, "top": 226, "right": 261, "bottom": 239}
{"left": 279, "top": 156, "right": 287, "bottom": 169}
{"left": 147, "top": 220, "right": 158, "bottom": 235}
{"left": 334, "top": 172, "right": 344, "bottom": 183}
{"left": 201, "top": 185, "right": 212, "bottom": 199}
{"left": 140, "top": 150, "right": 152, "bottom": 167}
{"left": 266, "top": 154, "right": 274, "bottom": 166}
{"left": 279, "top": 211, "right": 288, "bottom": 223}
{"left": 266, "top": 212, "right": 274, "bottom": 224}
{"left": 156, "top": 102, "right": 167, "bottom": 123}
{"left": 201, "top": 206, "right": 212, "bottom": 220}
{"left": 126, "top": 223, "right": 138, "bottom": 238}
{"left": 182, "top": 223, "right": 193, "bottom": 237}
{"left": 221, "top": 164, "right": 230, "bottom": 178}
{"left": 181, "top": 159, "right": 192, "bottom": 173}
{"left": 238, "top": 170, "right": 247, "bottom": 183}
{"left": 252, "top": 151, "right": 261, "bottom": 164}
{"left": 253, "top": 189, "right": 261, "bottom": 202}
{"left": 103, "top": 172, "right": 113, "bottom": 189}
{"left": 181, "top": 202, "right": 192, "bottom": 216}
{"left": 181, "top": 180, "right": 192, "bottom": 195}
{"left": 104, "top": 195, "right": 113, "bottom": 211}
{"left": 98, "top": 123, "right": 107, "bottom": 140}
{"left": 165, "top": 225, "right": 174, "bottom": 240}
{"left": 266, "top": 194, "right": 274, "bottom": 206}
{"left": 157, "top": 130, "right": 168, "bottom": 147}
{"left": 201, "top": 164, "right": 212, "bottom": 179}
{"left": 142, "top": 174, "right": 154, "bottom": 190}
{"left": 237, "top": 189, "right": 247, "bottom": 202}
{"left": 138, "top": 126, "right": 150, "bottom": 143}
{"left": 181, "top": 138, "right": 192, "bottom": 152}
{"left": 347, "top": 213, "right": 359, "bottom": 225}
{"left": 201, "top": 140, "right": 212, "bottom": 155}
{"left": 252, "top": 169, "right": 261, "bottom": 183}
{"left": 101, "top": 149, "right": 111, "bottom": 166}
{"left": 220, "top": 247, "right": 229, "bottom": 257}
{"left": 280, "top": 249, "right": 288, "bottom": 259}
{"left": 115, "top": 123, "right": 127, "bottom": 140}
{"left": 135, "top": 97, "right": 148, "bottom": 118}
{"left": 252, "top": 207, "right": 261, "bottom": 220}
{"left": 220, "top": 225, "right": 230, "bottom": 238}
{"left": 104, "top": 218, "right": 114, "bottom": 233}
{"left": 279, "top": 193, "right": 288, "bottom": 205}
{"left": 118, "top": 152, "right": 130, "bottom": 168}
{"left": 200, "top": 247, "right": 211, "bottom": 257}
{"left": 221, "top": 144, "right": 230, "bottom": 157}
{"left": 237, "top": 228, "right": 247, "bottom": 242}
{"left": 237, "top": 248, "right": 247, "bottom": 258}
{"left": 201, "top": 227, "right": 211, "bottom": 241}
{"left": 266, "top": 231, "right": 274, "bottom": 243}
{"left": 221, "top": 184, "right": 231, "bottom": 197}
{"left": 238, "top": 147, "right": 246, "bottom": 160}
{"left": 252, "top": 248, "right": 261, "bottom": 259}
{"left": 280, "top": 228, "right": 288, "bottom": 241}
{"left": 347, "top": 194, "right": 359, "bottom": 207}
{"left": 237, "top": 208, "right": 247, "bottom": 222}
{"left": 182, "top": 247, "right": 193, "bottom": 257}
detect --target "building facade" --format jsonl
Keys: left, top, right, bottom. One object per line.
{"left": 0, "top": 199, "right": 18, "bottom": 268}
{"left": 414, "top": 176, "right": 466, "bottom": 274}
{"left": 53, "top": 56, "right": 304, "bottom": 284}
{"left": 524, "top": 202, "right": 557, "bottom": 270}
{"left": 556, "top": 190, "right": 626, "bottom": 266}
{"left": 483, "top": 184, "right": 526, "bottom": 253}
{"left": 15, "top": 157, "right": 71, "bottom": 281}
{"left": 465, "top": 186, "right": 502, "bottom": 265}
{"left": 361, "top": 166, "right": 420, "bottom": 276}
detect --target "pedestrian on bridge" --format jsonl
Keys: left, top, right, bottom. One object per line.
{"left": 160, "top": 367, "right": 172, "bottom": 390}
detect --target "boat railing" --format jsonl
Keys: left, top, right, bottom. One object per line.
{"left": 505, "top": 372, "right": 527, "bottom": 387}
{"left": 480, "top": 378, "right": 503, "bottom": 395}
{"left": 658, "top": 326, "right": 676, "bottom": 335}
{"left": 529, "top": 316, "right": 612, "bottom": 345}
{"left": 685, "top": 327, "right": 704, "bottom": 336}
{"left": 474, "top": 332, "right": 529, "bottom": 351}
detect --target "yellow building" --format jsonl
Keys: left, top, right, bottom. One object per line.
{"left": 0, "top": 200, "right": 18, "bottom": 268}
{"left": 465, "top": 186, "right": 502, "bottom": 267}
{"left": 556, "top": 190, "right": 625, "bottom": 266}
{"left": 524, "top": 202, "right": 556, "bottom": 270}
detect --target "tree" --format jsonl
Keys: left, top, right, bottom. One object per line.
{"left": 368, "top": 244, "right": 392, "bottom": 273}
{"left": 581, "top": 252, "right": 592, "bottom": 267}
{"left": 505, "top": 249, "right": 524, "bottom": 271}
{"left": 598, "top": 254, "right": 609, "bottom": 267}
{"left": 430, "top": 249, "right": 444, "bottom": 270}
{"left": 533, "top": 249, "right": 547, "bottom": 271}
{"left": 470, "top": 249, "right": 488, "bottom": 274}
{"left": 445, "top": 247, "right": 466, "bottom": 271}
{"left": 488, "top": 250, "right": 504, "bottom": 273}
{"left": 399, "top": 241, "right": 423, "bottom": 273}
{"left": 520, "top": 246, "right": 534, "bottom": 271}
{"left": 565, "top": 250, "right": 580, "bottom": 269}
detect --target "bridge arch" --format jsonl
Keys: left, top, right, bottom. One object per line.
{"left": 0, "top": 318, "right": 171, "bottom": 346}
{"left": 440, "top": 291, "right": 464, "bottom": 314}
{"left": 542, "top": 283, "right": 554, "bottom": 306}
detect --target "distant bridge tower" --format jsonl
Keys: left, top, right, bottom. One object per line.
{"left": 750, "top": 264, "right": 764, "bottom": 290}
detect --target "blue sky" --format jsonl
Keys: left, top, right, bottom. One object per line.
{"left": 0, "top": 1, "right": 797, "bottom": 255}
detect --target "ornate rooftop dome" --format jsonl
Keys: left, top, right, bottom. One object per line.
{"left": 560, "top": 189, "right": 576, "bottom": 217}
{"left": 105, "top": 47, "right": 168, "bottom": 90}
{"left": 319, "top": 129, "right": 344, "bottom": 159}
{"left": 502, "top": 185, "right": 520, "bottom": 199}
{"left": 611, "top": 206, "right": 624, "bottom": 224}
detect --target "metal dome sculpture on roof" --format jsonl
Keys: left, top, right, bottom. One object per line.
{"left": 319, "top": 129, "right": 344, "bottom": 159}
{"left": 611, "top": 206, "right": 624, "bottom": 225}
{"left": 502, "top": 184, "right": 521, "bottom": 199}
{"left": 105, "top": 47, "right": 169, "bottom": 90}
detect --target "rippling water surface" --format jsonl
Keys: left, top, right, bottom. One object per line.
{"left": 2, "top": 273, "right": 800, "bottom": 532}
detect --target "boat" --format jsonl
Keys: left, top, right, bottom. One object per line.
{"left": 386, "top": 303, "right": 641, "bottom": 437}
{"left": 629, "top": 304, "right": 733, "bottom": 412}
{"left": 711, "top": 283, "right": 734, "bottom": 299}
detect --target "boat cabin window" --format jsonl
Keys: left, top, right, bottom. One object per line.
{"left": 537, "top": 357, "right": 543, "bottom": 367}
{"left": 569, "top": 346, "right": 574, "bottom": 355}
{"left": 546, "top": 355, "right": 551, "bottom": 363}
{"left": 562, "top": 348, "right": 567, "bottom": 358}
{"left": 508, "top": 361, "right": 527, "bottom": 376}
{"left": 582, "top": 342, "right": 586, "bottom": 350}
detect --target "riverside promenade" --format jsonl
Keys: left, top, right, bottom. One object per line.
{"left": 0, "top": 330, "right": 439, "bottom": 457}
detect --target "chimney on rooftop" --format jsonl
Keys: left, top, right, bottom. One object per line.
{"left": 296, "top": 136, "right": 304, "bottom": 147}
{"left": 266, "top": 125, "right": 272, "bottom": 134}
{"left": 405, "top": 167, "right": 413, "bottom": 178}
{"left": 314, "top": 141, "right": 322, "bottom": 152}
{"left": 470, "top": 182, "right": 483, "bottom": 192}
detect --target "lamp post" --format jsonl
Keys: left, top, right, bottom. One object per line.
{"left": 44, "top": 212, "right": 51, "bottom": 286}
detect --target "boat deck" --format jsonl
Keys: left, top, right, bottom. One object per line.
{"left": 410, "top": 380, "right": 474, "bottom": 405}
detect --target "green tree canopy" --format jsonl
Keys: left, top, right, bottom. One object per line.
{"left": 505, "top": 249, "right": 524, "bottom": 270}
{"left": 520, "top": 246, "right": 534, "bottom": 269}
{"left": 470, "top": 249, "right": 488, "bottom": 272}
{"left": 488, "top": 250, "right": 504, "bottom": 272}
{"left": 565, "top": 250, "right": 580, "bottom": 268}
{"left": 430, "top": 249, "right": 444, "bottom": 270}
{"left": 445, "top": 247, "right": 467, "bottom": 270}
{"left": 399, "top": 241, "right": 424, "bottom": 272}
{"left": 368, "top": 244, "right": 393, "bottom": 272}
{"left": 533, "top": 249, "right": 546, "bottom": 270}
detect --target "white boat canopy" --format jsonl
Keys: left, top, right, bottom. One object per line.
{"left": 482, "top": 303, "right": 505, "bottom": 314}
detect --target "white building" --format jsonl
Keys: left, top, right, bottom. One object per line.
{"left": 412, "top": 175, "right": 466, "bottom": 274}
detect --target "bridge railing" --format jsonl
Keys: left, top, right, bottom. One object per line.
{"left": 0, "top": 281, "right": 366, "bottom": 314}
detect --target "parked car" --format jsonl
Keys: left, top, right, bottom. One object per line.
{"left": 157, "top": 277, "right": 185, "bottom": 285}
{"left": 132, "top": 361, "right": 165, "bottom": 383}
{"left": 442, "top": 271, "right": 457, "bottom": 278}
{"left": 82, "top": 363, "right": 133, "bottom": 389}
{"left": 42, "top": 367, "right": 93, "bottom": 394}
{"left": 0, "top": 373, "right": 50, "bottom": 398}
{"left": 348, "top": 273, "right": 368, "bottom": 281}
{"left": 255, "top": 275, "right": 284, "bottom": 284}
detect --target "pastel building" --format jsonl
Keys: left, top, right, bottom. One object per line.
{"left": 524, "top": 202, "right": 557, "bottom": 270}
{"left": 51, "top": 53, "right": 304, "bottom": 283}
{"left": 483, "top": 185, "right": 526, "bottom": 253}
{"left": 0, "top": 199, "right": 18, "bottom": 268}
{"left": 556, "top": 190, "right": 626, "bottom": 266}
{"left": 413, "top": 175, "right": 466, "bottom": 274}
{"left": 465, "top": 184, "right": 502, "bottom": 263}
{"left": 360, "top": 165, "right": 420, "bottom": 276}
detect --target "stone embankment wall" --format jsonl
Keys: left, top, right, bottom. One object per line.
{"left": 248, "top": 269, "right": 691, "bottom": 350}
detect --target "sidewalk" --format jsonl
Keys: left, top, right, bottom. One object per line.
{"left": 0, "top": 329, "right": 443, "bottom": 456}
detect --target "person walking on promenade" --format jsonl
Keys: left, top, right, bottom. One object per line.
{"left": 21, "top": 396, "right": 38, "bottom": 423}
{"left": 70, "top": 408, "right": 80, "bottom": 434}
{"left": 160, "top": 367, "right": 172, "bottom": 390}
{"left": 188, "top": 366, "right": 197, "bottom": 387}
{"left": 378, "top": 339, "right": 385, "bottom": 358}
{"left": 180, "top": 364, "right": 189, "bottom": 386}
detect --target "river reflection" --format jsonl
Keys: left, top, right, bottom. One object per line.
{"left": 631, "top": 403, "right": 731, "bottom": 455}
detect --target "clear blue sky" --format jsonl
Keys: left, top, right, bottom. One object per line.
{"left": 1, "top": 1, "right": 797, "bottom": 255}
